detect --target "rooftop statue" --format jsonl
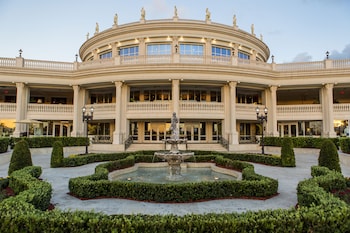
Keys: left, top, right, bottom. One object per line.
{"left": 205, "top": 8, "right": 211, "bottom": 20}
{"left": 114, "top": 13, "right": 118, "bottom": 25}
{"left": 233, "top": 14, "right": 237, "bottom": 27}
{"left": 95, "top": 22, "right": 99, "bottom": 34}
{"left": 141, "top": 7, "right": 145, "bottom": 20}
{"left": 174, "top": 6, "right": 178, "bottom": 17}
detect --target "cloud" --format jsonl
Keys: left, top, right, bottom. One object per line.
{"left": 330, "top": 44, "right": 350, "bottom": 60}
{"left": 292, "top": 52, "right": 312, "bottom": 62}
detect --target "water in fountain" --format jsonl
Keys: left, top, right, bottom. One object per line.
{"left": 154, "top": 112, "right": 194, "bottom": 181}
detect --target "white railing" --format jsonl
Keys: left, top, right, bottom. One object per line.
{"left": 120, "top": 56, "right": 141, "bottom": 65}
{"left": 146, "top": 55, "right": 172, "bottom": 64}
{"left": 277, "top": 104, "right": 322, "bottom": 113}
{"left": 24, "top": 59, "right": 74, "bottom": 71}
{"left": 1, "top": 55, "right": 350, "bottom": 72}
{"left": 85, "top": 103, "right": 115, "bottom": 112}
{"left": 275, "top": 61, "right": 324, "bottom": 71}
{"left": 27, "top": 104, "right": 73, "bottom": 112}
{"left": 334, "top": 103, "right": 350, "bottom": 112}
{"left": 332, "top": 59, "right": 350, "bottom": 69}
{"left": 78, "top": 58, "right": 114, "bottom": 69}
{"left": 211, "top": 56, "right": 231, "bottom": 65}
{"left": 127, "top": 101, "right": 171, "bottom": 111}
{"left": 180, "top": 55, "right": 205, "bottom": 64}
{"left": 0, "top": 103, "right": 16, "bottom": 112}
{"left": 0, "top": 57, "right": 16, "bottom": 67}
{"left": 180, "top": 102, "right": 224, "bottom": 112}
{"left": 236, "top": 103, "right": 261, "bottom": 112}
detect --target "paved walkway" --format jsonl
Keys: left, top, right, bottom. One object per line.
{"left": 1, "top": 148, "right": 350, "bottom": 216}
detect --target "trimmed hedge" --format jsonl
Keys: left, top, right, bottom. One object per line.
{"left": 339, "top": 137, "right": 350, "bottom": 153}
{"left": 318, "top": 139, "right": 341, "bottom": 172}
{"left": 12, "top": 136, "right": 88, "bottom": 148}
{"left": 1, "top": 161, "right": 350, "bottom": 231}
{"left": 297, "top": 166, "right": 346, "bottom": 207}
{"left": 264, "top": 136, "right": 339, "bottom": 149}
{"left": 8, "top": 166, "right": 52, "bottom": 211}
{"left": 62, "top": 150, "right": 282, "bottom": 168}
{"left": 68, "top": 154, "right": 278, "bottom": 202}
{"left": 50, "top": 141, "right": 64, "bottom": 168}
{"left": 8, "top": 140, "right": 32, "bottom": 175}
{"left": 280, "top": 137, "right": 296, "bottom": 167}
{"left": 0, "top": 137, "right": 9, "bottom": 153}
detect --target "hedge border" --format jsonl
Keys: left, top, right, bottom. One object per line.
{"left": 1, "top": 164, "right": 350, "bottom": 232}
{"left": 68, "top": 154, "right": 278, "bottom": 202}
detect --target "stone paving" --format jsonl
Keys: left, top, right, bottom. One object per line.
{"left": 1, "top": 148, "right": 350, "bottom": 216}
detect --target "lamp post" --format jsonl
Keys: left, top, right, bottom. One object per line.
{"left": 256, "top": 106, "right": 268, "bottom": 154}
{"left": 82, "top": 106, "right": 94, "bottom": 154}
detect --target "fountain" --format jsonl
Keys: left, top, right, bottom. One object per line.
{"left": 154, "top": 112, "right": 194, "bottom": 181}
{"left": 109, "top": 112, "right": 240, "bottom": 184}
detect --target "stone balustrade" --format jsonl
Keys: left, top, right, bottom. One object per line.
{"left": 1, "top": 56, "right": 349, "bottom": 72}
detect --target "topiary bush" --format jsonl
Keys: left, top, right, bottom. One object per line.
{"left": 50, "top": 141, "right": 64, "bottom": 168}
{"left": 281, "top": 137, "right": 296, "bottom": 167}
{"left": 318, "top": 139, "right": 341, "bottom": 173}
{"left": 8, "top": 140, "right": 32, "bottom": 175}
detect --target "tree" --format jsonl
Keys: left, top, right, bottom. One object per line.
{"left": 281, "top": 137, "right": 296, "bottom": 167}
{"left": 8, "top": 140, "right": 32, "bottom": 175}
{"left": 318, "top": 139, "right": 341, "bottom": 172}
{"left": 50, "top": 140, "right": 64, "bottom": 168}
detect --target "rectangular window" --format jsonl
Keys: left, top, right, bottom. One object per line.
{"left": 147, "top": 44, "right": 171, "bottom": 55}
{"left": 99, "top": 51, "right": 112, "bottom": 59}
{"left": 212, "top": 46, "right": 231, "bottom": 57}
{"left": 120, "top": 46, "right": 139, "bottom": 56}
{"left": 238, "top": 52, "right": 250, "bottom": 60}
{"left": 180, "top": 44, "right": 203, "bottom": 55}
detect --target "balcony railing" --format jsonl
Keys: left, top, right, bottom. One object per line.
{"left": 0, "top": 103, "right": 16, "bottom": 112}
{"left": 180, "top": 102, "right": 224, "bottom": 112}
{"left": 127, "top": 101, "right": 171, "bottom": 111}
{"left": 1, "top": 56, "right": 350, "bottom": 72}
{"left": 27, "top": 103, "right": 73, "bottom": 112}
{"left": 277, "top": 104, "right": 322, "bottom": 113}
{"left": 2, "top": 102, "right": 350, "bottom": 123}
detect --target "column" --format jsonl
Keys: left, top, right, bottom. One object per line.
{"left": 229, "top": 81, "right": 239, "bottom": 145}
{"left": 266, "top": 86, "right": 278, "bottom": 136}
{"left": 172, "top": 79, "right": 180, "bottom": 116}
{"left": 138, "top": 38, "right": 145, "bottom": 56}
{"left": 322, "top": 84, "right": 336, "bottom": 137}
{"left": 13, "top": 82, "right": 26, "bottom": 137}
{"left": 113, "top": 81, "right": 123, "bottom": 144}
{"left": 71, "top": 85, "right": 82, "bottom": 137}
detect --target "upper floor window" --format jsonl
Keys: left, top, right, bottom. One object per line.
{"left": 120, "top": 46, "right": 139, "bottom": 56}
{"left": 238, "top": 52, "right": 250, "bottom": 60}
{"left": 212, "top": 46, "right": 231, "bottom": 57}
{"left": 180, "top": 44, "right": 203, "bottom": 55}
{"left": 147, "top": 44, "right": 171, "bottom": 55}
{"left": 99, "top": 51, "right": 112, "bottom": 59}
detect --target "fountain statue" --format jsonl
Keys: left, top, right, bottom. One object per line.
{"left": 154, "top": 112, "right": 194, "bottom": 180}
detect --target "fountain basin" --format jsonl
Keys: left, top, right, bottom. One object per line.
{"left": 109, "top": 162, "right": 241, "bottom": 183}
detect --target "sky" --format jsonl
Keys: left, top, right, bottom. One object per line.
{"left": 0, "top": 0, "right": 350, "bottom": 63}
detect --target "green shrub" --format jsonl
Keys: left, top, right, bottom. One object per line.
{"left": 339, "top": 137, "right": 350, "bottom": 153}
{"left": 8, "top": 140, "right": 32, "bottom": 175}
{"left": 9, "top": 166, "right": 52, "bottom": 211}
{"left": 318, "top": 139, "right": 341, "bottom": 172}
{"left": 0, "top": 138, "right": 9, "bottom": 153}
{"left": 69, "top": 154, "right": 279, "bottom": 202}
{"left": 50, "top": 141, "right": 64, "bottom": 168}
{"left": 264, "top": 137, "right": 339, "bottom": 149}
{"left": 281, "top": 137, "right": 296, "bottom": 167}
{"left": 12, "top": 136, "right": 87, "bottom": 148}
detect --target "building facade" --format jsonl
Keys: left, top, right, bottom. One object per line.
{"left": 1, "top": 11, "right": 350, "bottom": 151}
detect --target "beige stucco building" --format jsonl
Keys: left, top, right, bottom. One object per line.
{"left": 1, "top": 11, "right": 350, "bottom": 152}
